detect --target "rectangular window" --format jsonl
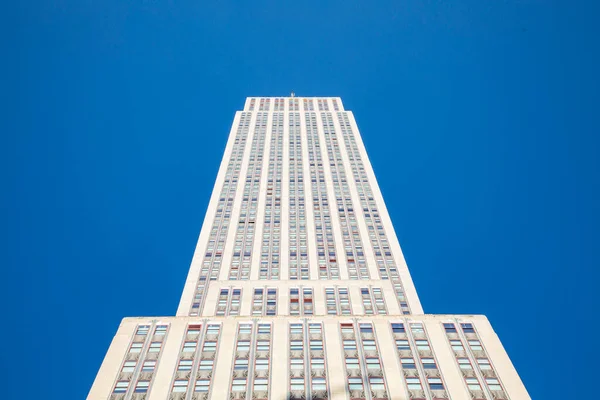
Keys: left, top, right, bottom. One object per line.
{"left": 199, "top": 359, "right": 214, "bottom": 370}
{"left": 421, "top": 358, "right": 436, "bottom": 369}
{"left": 129, "top": 342, "right": 143, "bottom": 353}
{"left": 486, "top": 378, "right": 502, "bottom": 391}
{"left": 142, "top": 360, "right": 156, "bottom": 372}
{"left": 136, "top": 326, "right": 150, "bottom": 335}
{"left": 148, "top": 342, "right": 161, "bottom": 353}
{"left": 178, "top": 359, "right": 193, "bottom": 371}
{"left": 122, "top": 361, "right": 136, "bottom": 373}
{"left": 428, "top": 377, "right": 444, "bottom": 390}
{"left": 312, "top": 377, "right": 326, "bottom": 391}
{"left": 370, "top": 377, "right": 385, "bottom": 391}
{"left": 195, "top": 379, "right": 210, "bottom": 392}
{"left": 114, "top": 381, "right": 129, "bottom": 393}
{"left": 183, "top": 341, "right": 197, "bottom": 352}
{"left": 391, "top": 323, "right": 405, "bottom": 333}
{"left": 461, "top": 323, "right": 475, "bottom": 333}
{"left": 468, "top": 340, "right": 483, "bottom": 351}
{"left": 232, "top": 378, "right": 246, "bottom": 392}
{"left": 154, "top": 325, "right": 167, "bottom": 335}
{"left": 135, "top": 380, "right": 150, "bottom": 393}
{"left": 458, "top": 358, "right": 472, "bottom": 369}
{"left": 477, "top": 358, "right": 492, "bottom": 370}
{"left": 406, "top": 377, "right": 422, "bottom": 390}
{"left": 443, "top": 323, "right": 456, "bottom": 333}
{"left": 348, "top": 377, "right": 363, "bottom": 391}
{"left": 290, "top": 377, "right": 304, "bottom": 391}
{"left": 396, "top": 339, "right": 410, "bottom": 351}
{"left": 466, "top": 377, "right": 481, "bottom": 391}
{"left": 401, "top": 357, "right": 416, "bottom": 369}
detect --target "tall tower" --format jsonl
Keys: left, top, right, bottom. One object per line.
{"left": 89, "top": 97, "right": 530, "bottom": 400}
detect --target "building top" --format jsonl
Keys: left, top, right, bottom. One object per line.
{"left": 243, "top": 96, "right": 345, "bottom": 111}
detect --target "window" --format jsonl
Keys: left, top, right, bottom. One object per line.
{"left": 129, "top": 342, "right": 143, "bottom": 353}
{"left": 199, "top": 359, "right": 214, "bottom": 370}
{"left": 421, "top": 358, "right": 436, "bottom": 369}
{"left": 391, "top": 323, "right": 405, "bottom": 333}
{"left": 135, "top": 380, "right": 150, "bottom": 393}
{"left": 187, "top": 325, "right": 201, "bottom": 335}
{"left": 122, "top": 361, "right": 136, "bottom": 373}
{"left": 232, "top": 378, "right": 246, "bottom": 392}
{"left": 461, "top": 323, "right": 475, "bottom": 333}
{"left": 443, "top": 323, "right": 456, "bottom": 333}
{"left": 366, "top": 358, "right": 381, "bottom": 369}
{"left": 396, "top": 339, "right": 410, "bottom": 351}
{"left": 136, "top": 325, "right": 149, "bottom": 335}
{"left": 256, "top": 359, "right": 269, "bottom": 370}
{"left": 310, "top": 340, "right": 323, "bottom": 351}
{"left": 415, "top": 340, "right": 430, "bottom": 351}
{"left": 254, "top": 378, "right": 268, "bottom": 391}
{"left": 343, "top": 340, "right": 356, "bottom": 350}
{"left": 362, "top": 340, "right": 376, "bottom": 351}
{"left": 406, "top": 377, "right": 422, "bottom": 390}
{"left": 312, "top": 377, "right": 326, "bottom": 391}
{"left": 370, "top": 377, "right": 385, "bottom": 391}
{"left": 291, "top": 359, "right": 304, "bottom": 370}
{"left": 234, "top": 359, "right": 249, "bottom": 370}
{"left": 477, "top": 358, "right": 492, "bottom": 370}
{"left": 401, "top": 358, "right": 416, "bottom": 369}
{"left": 148, "top": 342, "right": 161, "bottom": 353}
{"left": 173, "top": 380, "right": 188, "bottom": 393}
{"left": 203, "top": 341, "right": 217, "bottom": 352}
{"left": 410, "top": 323, "right": 424, "bottom": 333}
{"left": 486, "top": 378, "right": 502, "bottom": 391}
{"left": 206, "top": 325, "right": 220, "bottom": 335}
{"left": 183, "top": 341, "right": 197, "bottom": 352}
{"left": 291, "top": 377, "right": 304, "bottom": 391}
{"left": 468, "top": 340, "right": 483, "bottom": 351}
{"left": 290, "top": 341, "right": 303, "bottom": 351}
{"left": 178, "top": 359, "right": 193, "bottom": 371}
{"left": 154, "top": 325, "right": 167, "bottom": 335}
{"left": 458, "top": 358, "right": 472, "bottom": 369}
{"left": 311, "top": 358, "right": 324, "bottom": 369}
{"left": 114, "top": 381, "right": 129, "bottom": 393}
{"left": 348, "top": 377, "right": 363, "bottom": 391}
{"left": 466, "top": 377, "right": 481, "bottom": 391}
{"left": 195, "top": 379, "right": 210, "bottom": 392}
{"left": 257, "top": 341, "right": 270, "bottom": 351}
{"left": 428, "top": 377, "right": 444, "bottom": 390}
{"left": 142, "top": 360, "right": 156, "bottom": 372}
{"left": 450, "top": 340, "right": 464, "bottom": 351}
{"left": 345, "top": 358, "right": 359, "bottom": 369}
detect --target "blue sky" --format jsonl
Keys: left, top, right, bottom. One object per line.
{"left": 3, "top": 1, "right": 599, "bottom": 398}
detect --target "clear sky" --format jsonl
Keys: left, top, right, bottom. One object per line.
{"left": 3, "top": 1, "right": 599, "bottom": 398}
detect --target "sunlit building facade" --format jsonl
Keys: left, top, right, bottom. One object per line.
{"left": 88, "top": 97, "right": 530, "bottom": 400}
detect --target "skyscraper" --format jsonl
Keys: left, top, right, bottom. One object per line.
{"left": 88, "top": 97, "right": 530, "bottom": 400}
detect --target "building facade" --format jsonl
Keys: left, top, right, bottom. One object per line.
{"left": 88, "top": 97, "right": 530, "bottom": 400}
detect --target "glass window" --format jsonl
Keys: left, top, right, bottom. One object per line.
{"left": 428, "top": 377, "right": 444, "bottom": 390}
{"left": 195, "top": 379, "right": 210, "bottom": 392}
{"left": 369, "top": 377, "right": 385, "bottom": 391}
{"left": 486, "top": 378, "right": 502, "bottom": 391}
{"left": 401, "top": 358, "right": 416, "bottom": 369}
{"left": 458, "top": 358, "right": 472, "bottom": 369}
{"left": 312, "top": 377, "right": 326, "bottom": 391}
{"left": 396, "top": 339, "right": 410, "bottom": 351}
{"left": 142, "top": 360, "right": 156, "bottom": 372}
{"left": 172, "top": 380, "right": 187, "bottom": 393}
{"left": 468, "top": 340, "right": 482, "bottom": 351}
{"left": 122, "top": 361, "right": 136, "bottom": 373}
{"left": 421, "top": 358, "right": 436, "bottom": 369}
{"left": 134, "top": 380, "right": 149, "bottom": 393}
{"left": 129, "top": 342, "right": 143, "bottom": 353}
{"left": 291, "top": 358, "right": 304, "bottom": 369}
{"left": 199, "top": 359, "right": 214, "bottom": 370}
{"left": 415, "top": 340, "right": 430, "bottom": 351}
{"left": 232, "top": 378, "right": 246, "bottom": 392}
{"left": 406, "top": 377, "right": 421, "bottom": 390}
{"left": 290, "top": 377, "right": 304, "bottom": 391}
{"left": 114, "top": 381, "right": 129, "bottom": 393}
{"left": 477, "top": 358, "right": 492, "bottom": 370}
{"left": 348, "top": 377, "right": 363, "bottom": 391}
{"left": 466, "top": 377, "right": 481, "bottom": 390}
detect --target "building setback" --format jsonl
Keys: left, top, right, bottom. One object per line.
{"left": 88, "top": 97, "right": 530, "bottom": 400}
